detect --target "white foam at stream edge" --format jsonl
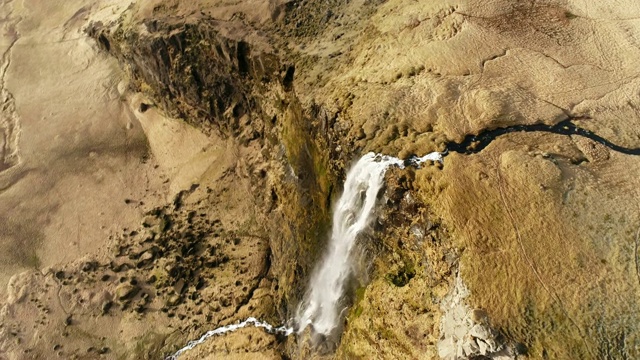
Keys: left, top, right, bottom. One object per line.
{"left": 166, "top": 151, "right": 443, "bottom": 359}
{"left": 415, "top": 151, "right": 444, "bottom": 164}
{"left": 166, "top": 317, "right": 294, "bottom": 360}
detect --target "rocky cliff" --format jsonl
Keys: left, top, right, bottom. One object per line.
{"left": 1, "top": 0, "right": 640, "bottom": 359}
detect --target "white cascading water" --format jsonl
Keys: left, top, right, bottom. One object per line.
{"left": 166, "top": 151, "right": 443, "bottom": 359}
{"left": 166, "top": 317, "right": 294, "bottom": 360}
{"left": 296, "top": 151, "right": 443, "bottom": 338}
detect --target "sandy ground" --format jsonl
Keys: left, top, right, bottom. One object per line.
{"left": 0, "top": 2, "right": 277, "bottom": 358}
{"left": 0, "top": 0, "right": 163, "bottom": 294}
{"left": 0, "top": 0, "right": 222, "bottom": 296}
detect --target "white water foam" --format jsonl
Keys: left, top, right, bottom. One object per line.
{"left": 166, "top": 151, "right": 443, "bottom": 358}
{"left": 166, "top": 317, "right": 294, "bottom": 360}
{"left": 415, "top": 151, "right": 445, "bottom": 164}
{"left": 296, "top": 151, "right": 442, "bottom": 337}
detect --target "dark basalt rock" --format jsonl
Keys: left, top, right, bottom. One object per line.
{"left": 87, "top": 19, "right": 290, "bottom": 139}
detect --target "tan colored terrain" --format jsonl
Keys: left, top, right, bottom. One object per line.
{"left": 0, "top": 0, "right": 155, "bottom": 293}
{"left": 1, "top": 0, "right": 640, "bottom": 359}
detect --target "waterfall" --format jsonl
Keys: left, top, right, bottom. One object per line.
{"left": 296, "top": 151, "right": 442, "bottom": 338}
{"left": 166, "top": 151, "right": 443, "bottom": 359}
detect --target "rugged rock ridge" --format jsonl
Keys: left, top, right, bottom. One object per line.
{"left": 88, "top": 18, "right": 284, "bottom": 140}
{"left": 88, "top": 11, "right": 342, "bottom": 353}
{"left": 0, "top": 2, "right": 20, "bottom": 176}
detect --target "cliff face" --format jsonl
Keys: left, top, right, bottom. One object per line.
{"left": 83, "top": 7, "right": 341, "bottom": 358}
{"left": 1, "top": 0, "right": 640, "bottom": 359}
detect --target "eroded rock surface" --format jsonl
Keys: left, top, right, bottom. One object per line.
{"left": 1, "top": 0, "right": 640, "bottom": 359}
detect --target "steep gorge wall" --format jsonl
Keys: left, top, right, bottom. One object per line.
{"left": 87, "top": 14, "right": 342, "bottom": 328}
{"left": 83, "top": 1, "right": 640, "bottom": 359}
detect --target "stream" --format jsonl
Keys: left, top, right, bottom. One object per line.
{"left": 167, "top": 119, "right": 640, "bottom": 359}
{"left": 446, "top": 119, "right": 640, "bottom": 155}
{"left": 295, "top": 152, "right": 442, "bottom": 341}
{"left": 166, "top": 152, "right": 442, "bottom": 359}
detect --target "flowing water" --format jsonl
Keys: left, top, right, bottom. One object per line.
{"left": 166, "top": 317, "right": 294, "bottom": 360}
{"left": 167, "top": 151, "right": 443, "bottom": 359}
{"left": 166, "top": 117, "right": 640, "bottom": 359}
{"left": 296, "top": 151, "right": 443, "bottom": 339}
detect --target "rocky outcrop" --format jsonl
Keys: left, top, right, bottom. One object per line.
{"left": 87, "top": 17, "right": 283, "bottom": 140}
{"left": 0, "top": 2, "right": 20, "bottom": 175}
{"left": 2, "top": 0, "right": 640, "bottom": 359}
{"left": 87, "top": 7, "right": 343, "bottom": 352}
{"left": 437, "top": 276, "right": 512, "bottom": 359}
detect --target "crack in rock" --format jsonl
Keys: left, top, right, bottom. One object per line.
{"left": 0, "top": 1, "right": 21, "bottom": 174}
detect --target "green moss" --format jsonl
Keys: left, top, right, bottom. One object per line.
{"left": 128, "top": 331, "right": 167, "bottom": 360}
{"left": 386, "top": 262, "right": 416, "bottom": 287}
{"left": 353, "top": 305, "right": 364, "bottom": 318}
{"left": 27, "top": 252, "right": 41, "bottom": 269}
{"left": 379, "top": 327, "right": 396, "bottom": 340}
{"left": 151, "top": 268, "right": 170, "bottom": 288}
{"left": 350, "top": 286, "right": 368, "bottom": 319}
{"left": 276, "top": 96, "right": 337, "bottom": 305}
{"left": 564, "top": 11, "right": 578, "bottom": 20}
{"left": 355, "top": 286, "right": 367, "bottom": 302}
